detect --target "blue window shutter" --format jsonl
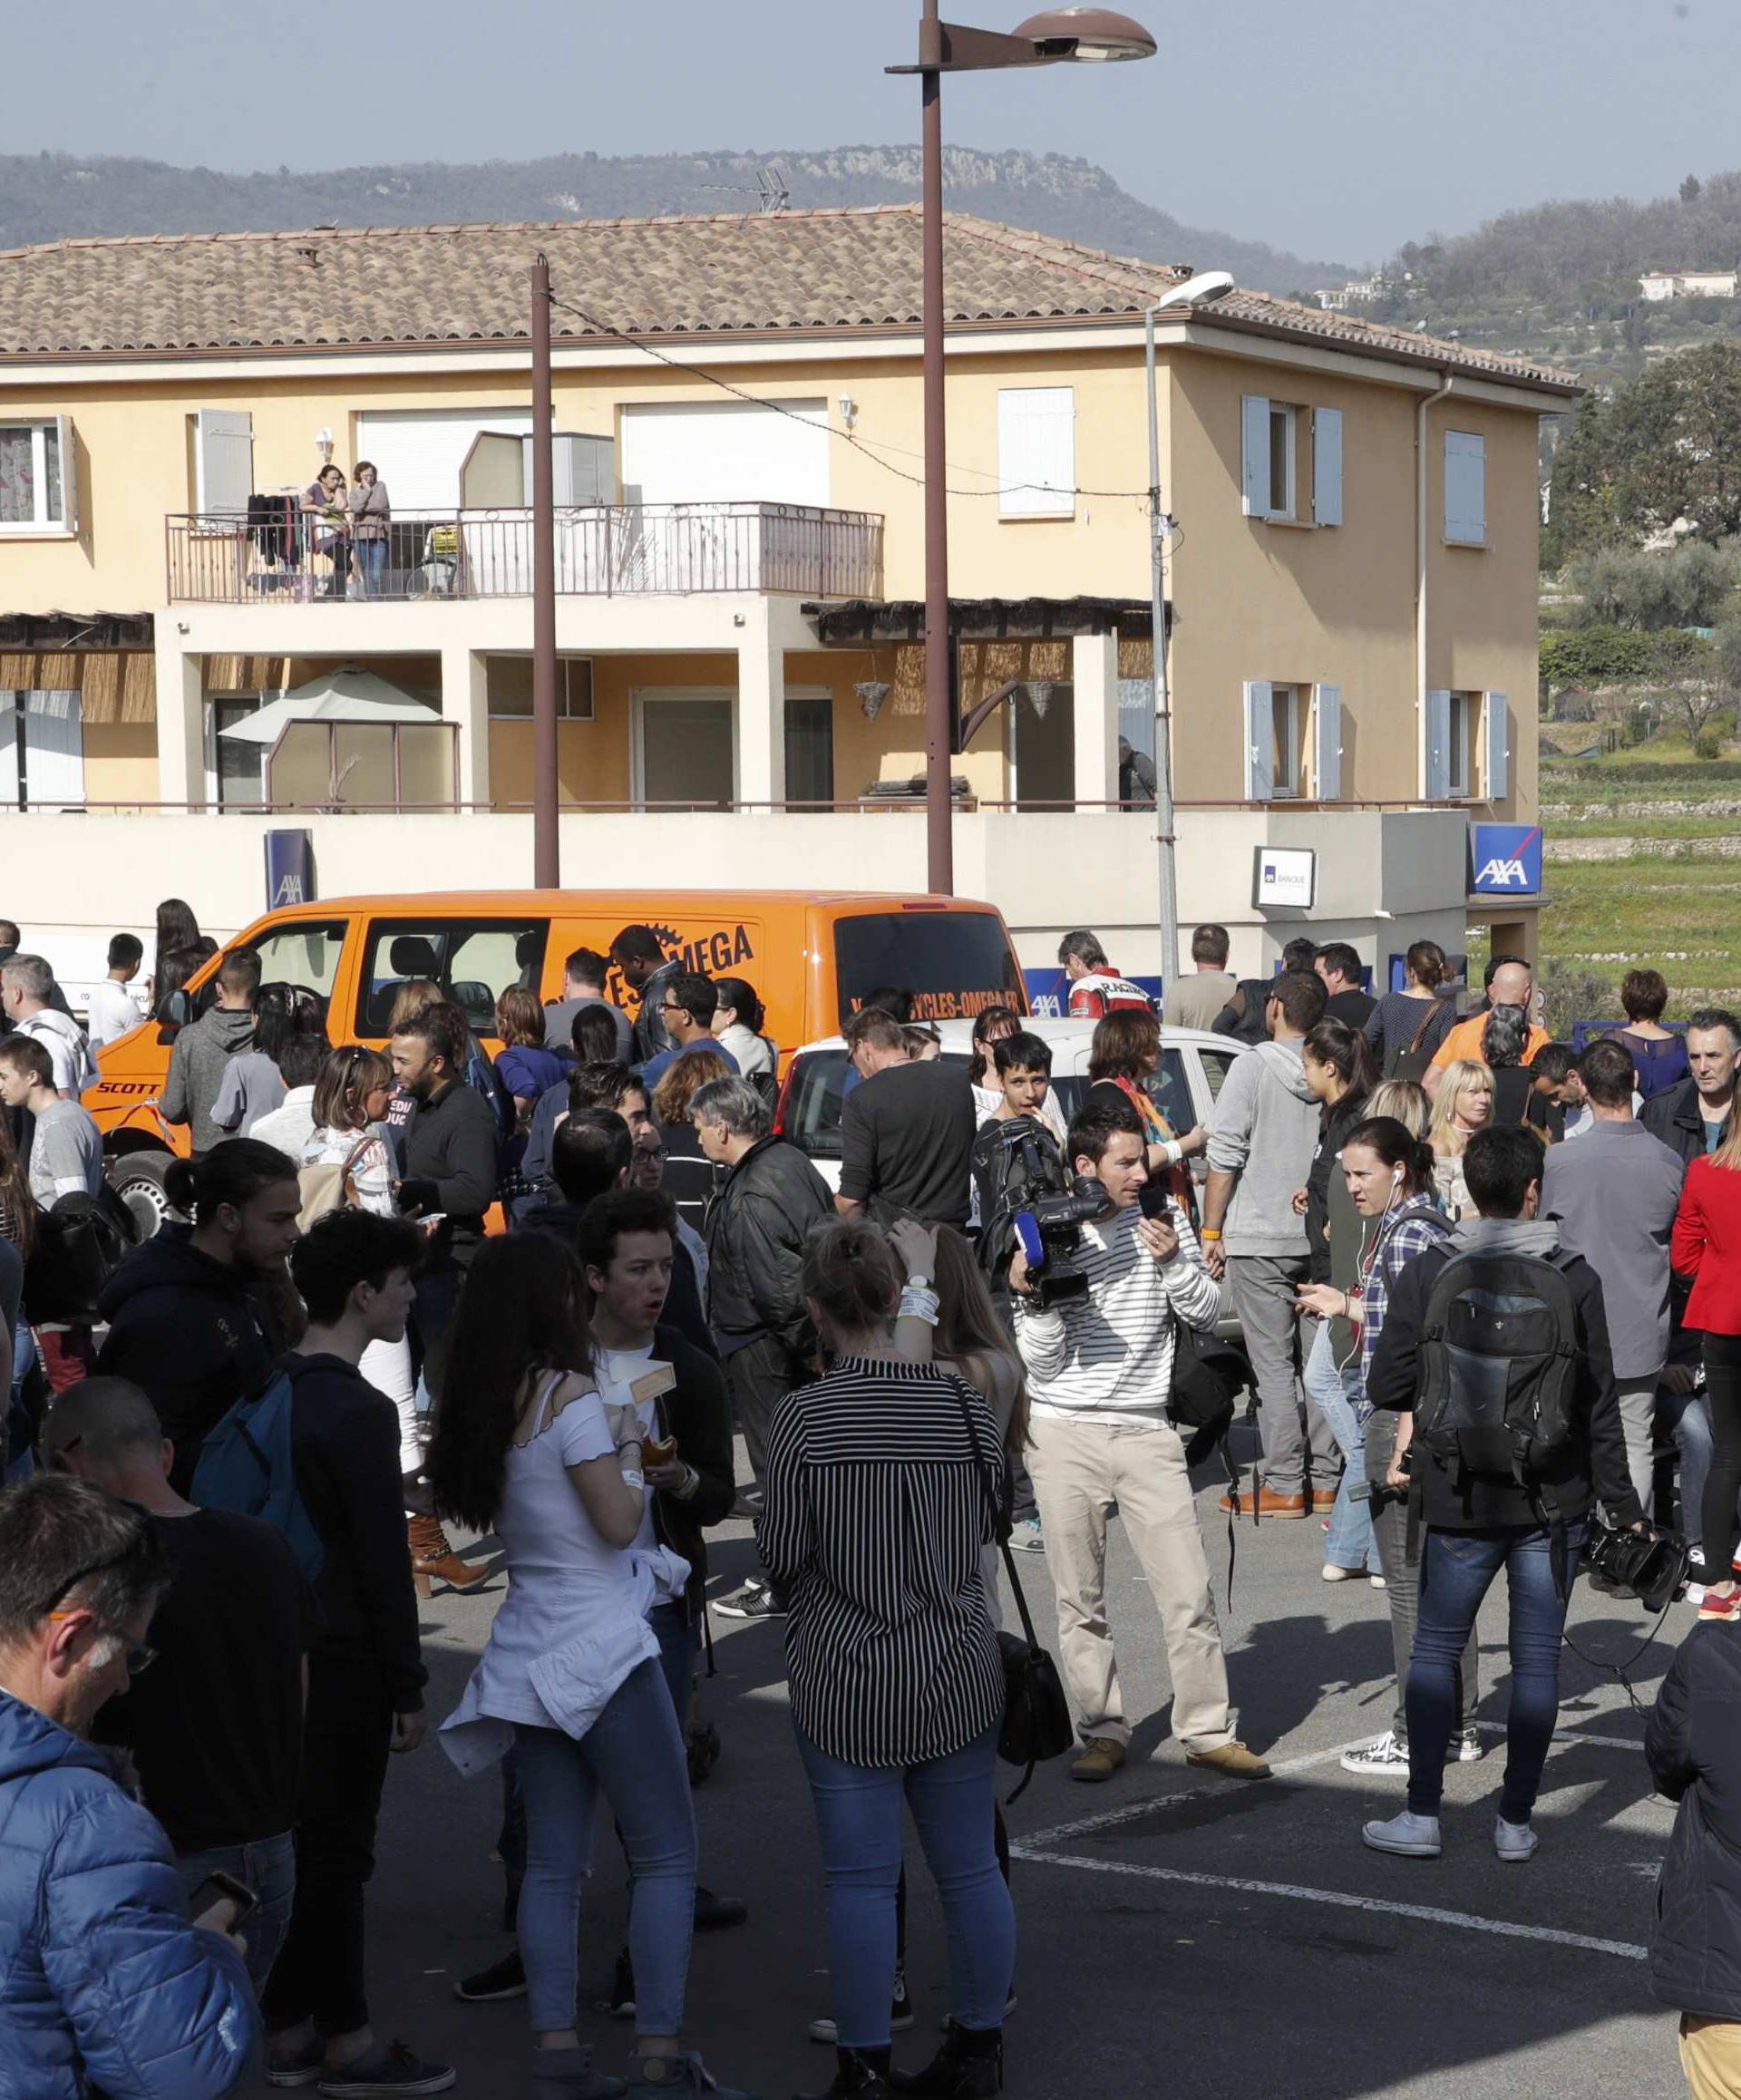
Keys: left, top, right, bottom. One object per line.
{"left": 1444, "top": 431, "right": 1486, "bottom": 544}
{"left": 1244, "top": 682, "right": 1273, "bottom": 801}
{"left": 1314, "top": 685, "right": 1342, "bottom": 799}
{"left": 1312, "top": 408, "right": 1343, "bottom": 527}
{"left": 1425, "top": 689, "right": 1453, "bottom": 798}
{"left": 1486, "top": 692, "right": 1510, "bottom": 801}
{"left": 1241, "top": 396, "right": 1270, "bottom": 516}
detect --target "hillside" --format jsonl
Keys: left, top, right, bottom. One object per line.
{"left": 1367, "top": 170, "right": 1741, "bottom": 385}
{"left": 0, "top": 145, "right": 1347, "bottom": 297}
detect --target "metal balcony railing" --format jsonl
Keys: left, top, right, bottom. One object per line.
{"left": 166, "top": 501, "right": 883, "bottom": 605}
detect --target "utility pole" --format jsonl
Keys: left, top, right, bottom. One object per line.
{"left": 530, "top": 253, "right": 559, "bottom": 888}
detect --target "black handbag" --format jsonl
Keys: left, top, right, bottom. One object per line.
{"left": 1167, "top": 1322, "right": 1253, "bottom": 1469}
{"left": 1387, "top": 997, "right": 1444, "bottom": 1084}
{"left": 950, "top": 1382, "right": 1074, "bottom": 1801}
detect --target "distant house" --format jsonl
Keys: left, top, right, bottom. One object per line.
{"left": 1640, "top": 268, "right": 1739, "bottom": 301}
{"left": 1317, "top": 274, "right": 1385, "bottom": 311}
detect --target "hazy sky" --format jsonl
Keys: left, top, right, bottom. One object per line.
{"left": 11, "top": 0, "right": 1731, "bottom": 261}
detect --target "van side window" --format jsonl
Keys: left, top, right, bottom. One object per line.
{"left": 357, "top": 919, "right": 548, "bottom": 1037}
{"left": 242, "top": 921, "right": 349, "bottom": 1001}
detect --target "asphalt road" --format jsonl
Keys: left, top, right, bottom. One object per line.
{"left": 345, "top": 1435, "right": 1689, "bottom": 2100}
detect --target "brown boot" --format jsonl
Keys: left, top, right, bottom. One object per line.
{"left": 1070, "top": 1736, "right": 1126, "bottom": 1783}
{"left": 407, "top": 1513, "right": 490, "bottom": 1598}
{"left": 1217, "top": 1486, "right": 1308, "bottom": 1519}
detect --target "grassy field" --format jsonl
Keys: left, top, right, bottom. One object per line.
{"left": 1536, "top": 858, "right": 1741, "bottom": 1009}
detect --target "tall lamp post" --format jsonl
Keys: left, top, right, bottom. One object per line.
{"left": 1144, "top": 268, "right": 1234, "bottom": 987}
{"left": 890, "top": 5, "right": 1155, "bottom": 896}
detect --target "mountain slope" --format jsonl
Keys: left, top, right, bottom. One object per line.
{"left": 0, "top": 145, "right": 1347, "bottom": 297}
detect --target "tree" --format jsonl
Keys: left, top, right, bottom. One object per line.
{"left": 1606, "top": 344, "right": 1741, "bottom": 544}
{"left": 1665, "top": 683, "right": 1728, "bottom": 741}
{"left": 1682, "top": 174, "right": 1703, "bottom": 203}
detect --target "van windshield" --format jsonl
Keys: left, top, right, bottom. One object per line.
{"left": 834, "top": 911, "right": 1024, "bottom": 1026}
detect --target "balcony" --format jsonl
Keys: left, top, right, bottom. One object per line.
{"left": 166, "top": 501, "right": 883, "bottom": 606}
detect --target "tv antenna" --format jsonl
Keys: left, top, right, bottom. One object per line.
{"left": 697, "top": 160, "right": 792, "bottom": 214}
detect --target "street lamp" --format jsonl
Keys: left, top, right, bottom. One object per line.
{"left": 1144, "top": 268, "right": 1235, "bottom": 987}
{"left": 890, "top": 5, "right": 1155, "bottom": 896}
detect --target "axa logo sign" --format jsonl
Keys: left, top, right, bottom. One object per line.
{"left": 1469, "top": 823, "right": 1542, "bottom": 897}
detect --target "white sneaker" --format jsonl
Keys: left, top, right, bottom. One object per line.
{"left": 1494, "top": 1816, "right": 1538, "bottom": 1862}
{"left": 1321, "top": 1563, "right": 1360, "bottom": 1583}
{"left": 1369, "top": 1573, "right": 1387, "bottom": 1590}
{"left": 1454, "top": 1726, "right": 1483, "bottom": 1764}
{"left": 1363, "top": 1809, "right": 1442, "bottom": 1858}
{"left": 1340, "top": 1731, "right": 1410, "bottom": 1775}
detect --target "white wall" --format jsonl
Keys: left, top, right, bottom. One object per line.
{"left": 1, "top": 805, "right": 1474, "bottom": 993}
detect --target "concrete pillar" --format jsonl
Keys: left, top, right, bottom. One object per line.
{"left": 442, "top": 644, "right": 491, "bottom": 808}
{"left": 1072, "top": 629, "right": 1120, "bottom": 812}
{"left": 735, "top": 603, "right": 784, "bottom": 812}
{"left": 152, "top": 637, "right": 206, "bottom": 809}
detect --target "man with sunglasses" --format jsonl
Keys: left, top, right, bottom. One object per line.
{"left": 0, "top": 1472, "right": 259, "bottom": 2098}
{"left": 638, "top": 971, "right": 740, "bottom": 1091}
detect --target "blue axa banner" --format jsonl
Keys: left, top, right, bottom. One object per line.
{"left": 1468, "top": 822, "right": 1542, "bottom": 896}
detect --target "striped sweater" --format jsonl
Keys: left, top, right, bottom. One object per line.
{"left": 1014, "top": 1199, "right": 1221, "bottom": 1424}
{"left": 757, "top": 1356, "right": 1006, "bottom": 1768}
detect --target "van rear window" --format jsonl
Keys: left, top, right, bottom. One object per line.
{"left": 834, "top": 912, "right": 1023, "bottom": 1026}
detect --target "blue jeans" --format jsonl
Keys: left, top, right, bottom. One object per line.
{"left": 354, "top": 538, "right": 388, "bottom": 593}
{"left": 1405, "top": 1522, "right": 1587, "bottom": 1824}
{"left": 1304, "top": 1321, "right": 1376, "bottom": 1572}
{"left": 513, "top": 1659, "right": 696, "bottom": 2035}
{"left": 180, "top": 1831, "right": 297, "bottom": 1992}
{"left": 795, "top": 1721, "right": 1015, "bottom": 2050}
{"left": 1662, "top": 1382, "right": 1713, "bottom": 1552}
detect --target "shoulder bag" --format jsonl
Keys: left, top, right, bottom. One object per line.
{"left": 948, "top": 1376, "right": 1074, "bottom": 1801}
{"left": 1388, "top": 998, "right": 1444, "bottom": 1084}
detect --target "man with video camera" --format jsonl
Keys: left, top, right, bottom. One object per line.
{"left": 1011, "top": 1100, "right": 1271, "bottom": 1785}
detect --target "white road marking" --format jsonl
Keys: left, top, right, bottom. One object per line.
{"left": 1008, "top": 1849, "right": 1649, "bottom": 1960}
{"left": 1478, "top": 1720, "right": 1644, "bottom": 1755}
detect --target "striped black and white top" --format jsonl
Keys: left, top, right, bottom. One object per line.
{"left": 757, "top": 1356, "right": 1007, "bottom": 1769}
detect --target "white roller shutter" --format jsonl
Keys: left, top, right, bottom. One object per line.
{"left": 1244, "top": 682, "right": 1273, "bottom": 802}
{"left": 619, "top": 400, "right": 829, "bottom": 509}
{"left": 997, "top": 387, "right": 1075, "bottom": 517}
{"left": 1314, "top": 685, "right": 1343, "bottom": 800}
{"left": 194, "top": 410, "right": 254, "bottom": 513}
{"left": 1444, "top": 431, "right": 1486, "bottom": 544}
{"left": 23, "top": 690, "right": 83, "bottom": 809}
{"left": 1312, "top": 407, "right": 1343, "bottom": 527}
{"left": 1486, "top": 691, "right": 1510, "bottom": 801}
{"left": 1424, "top": 688, "right": 1453, "bottom": 799}
{"left": 1241, "top": 396, "right": 1271, "bottom": 516}
{"left": 355, "top": 409, "right": 534, "bottom": 514}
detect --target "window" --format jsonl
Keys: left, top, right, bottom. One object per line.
{"left": 1197, "top": 1048, "right": 1239, "bottom": 1102}
{"left": 633, "top": 691, "right": 735, "bottom": 807}
{"left": 240, "top": 921, "right": 350, "bottom": 1002}
{"left": 0, "top": 419, "right": 74, "bottom": 534}
{"left": 1444, "top": 430, "right": 1486, "bottom": 545}
{"left": 997, "top": 387, "right": 1075, "bottom": 518}
{"left": 0, "top": 690, "right": 83, "bottom": 809}
{"left": 784, "top": 693, "right": 835, "bottom": 807}
{"left": 1446, "top": 692, "right": 1475, "bottom": 798}
{"left": 1012, "top": 681, "right": 1075, "bottom": 811}
{"left": 833, "top": 911, "right": 1025, "bottom": 1027}
{"left": 487, "top": 657, "right": 595, "bottom": 720}
{"left": 1241, "top": 396, "right": 1300, "bottom": 520}
{"left": 1243, "top": 681, "right": 1305, "bottom": 800}
{"left": 1269, "top": 684, "right": 1302, "bottom": 795}
{"left": 1267, "top": 405, "right": 1296, "bottom": 520}
{"left": 356, "top": 917, "right": 548, "bottom": 1036}
{"left": 212, "top": 696, "right": 265, "bottom": 808}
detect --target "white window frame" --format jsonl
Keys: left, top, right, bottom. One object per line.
{"left": 1266, "top": 404, "right": 1298, "bottom": 521}
{"left": 630, "top": 687, "right": 739, "bottom": 805}
{"left": 997, "top": 386, "right": 1075, "bottom": 520}
{"left": 1268, "top": 682, "right": 1302, "bottom": 797}
{"left": 0, "top": 416, "right": 75, "bottom": 537}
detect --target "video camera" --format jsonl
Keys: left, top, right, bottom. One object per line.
{"left": 1012, "top": 1178, "right": 1111, "bottom": 1309}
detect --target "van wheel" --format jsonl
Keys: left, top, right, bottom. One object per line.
{"left": 108, "top": 1152, "right": 180, "bottom": 1241}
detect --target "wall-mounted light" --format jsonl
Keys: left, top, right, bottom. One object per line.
{"left": 315, "top": 426, "right": 335, "bottom": 465}
{"left": 839, "top": 397, "right": 859, "bottom": 431}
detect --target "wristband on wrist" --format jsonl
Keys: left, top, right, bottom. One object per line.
{"left": 1201, "top": 1228, "right": 1222, "bottom": 1242}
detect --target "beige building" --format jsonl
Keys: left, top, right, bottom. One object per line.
{"left": 0, "top": 206, "right": 1576, "bottom": 987}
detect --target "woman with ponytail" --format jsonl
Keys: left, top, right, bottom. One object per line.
{"left": 93, "top": 1140, "right": 303, "bottom": 1489}
{"left": 759, "top": 1220, "right": 1016, "bottom": 2100}
{"left": 1296, "top": 1116, "right": 1482, "bottom": 1778}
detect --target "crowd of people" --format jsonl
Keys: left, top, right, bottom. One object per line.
{"left": 4, "top": 900, "right": 1741, "bottom": 2097}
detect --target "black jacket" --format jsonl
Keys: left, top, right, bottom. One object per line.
{"left": 1366, "top": 1239, "right": 1641, "bottom": 1530}
{"left": 94, "top": 1227, "right": 278, "bottom": 1490}
{"left": 648, "top": 1322, "right": 736, "bottom": 1618}
{"left": 399, "top": 1076, "right": 501, "bottom": 1266}
{"left": 632, "top": 958, "right": 684, "bottom": 1064}
{"left": 1211, "top": 978, "right": 1273, "bottom": 1046}
{"left": 1305, "top": 1093, "right": 1369, "bottom": 1287}
{"left": 704, "top": 1133, "right": 833, "bottom": 1357}
{"left": 1643, "top": 1075, "right": 1730, "bottom": 1177}
{"left": 1649, "top": 1624, "right": 1741, "bottom": 2021}
{"left": 283, "top": 1352, "right": 426, "bottom": 1713}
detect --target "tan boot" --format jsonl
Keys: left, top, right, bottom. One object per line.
{"left": 407, "top": 1513, "right": 490, "bottom": 1599}
{"left": 1186, "top": 1739, "right": 1272, "bottom": 1779}
{"left": 1070, "top": 1736, "right": 1127, "bottom": 1784}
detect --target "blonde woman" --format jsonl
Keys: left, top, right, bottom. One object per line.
{"left": 1367, "top": 1078, "right": 1429, "bottom": 1138}
{"left": 1428, "top": 1059, "right": 1494, "bottom": 1222}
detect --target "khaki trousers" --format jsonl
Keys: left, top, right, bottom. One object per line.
{"left": 1681, "top": 2016, "right": 1741, "bottom": 2099}
{"left": 1026, "top": 1413, "right": 1234, "bottom": 1755}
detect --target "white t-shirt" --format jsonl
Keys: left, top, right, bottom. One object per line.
{"left": 85, "top": 979, "right": 142, "bottom": 1049}
{"left": 17, "top": 1009, "right": 97, "bottom": 1094}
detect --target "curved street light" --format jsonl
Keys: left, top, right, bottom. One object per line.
{"left": 889, "top": 3, "right": 1155, "bottom": 894}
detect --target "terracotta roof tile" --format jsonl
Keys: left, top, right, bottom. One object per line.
{"left": 0, "top": 204, "right": 1578, "bottom": 393}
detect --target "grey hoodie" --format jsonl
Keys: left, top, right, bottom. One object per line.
{"left": 160, "top": 1005, "right": 257, "bottom": 1154}
{"left": 1204, "top": 1036, "right": 1319, "bottom": 1257}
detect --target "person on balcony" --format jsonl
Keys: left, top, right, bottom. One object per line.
{"left": 301, "top": 464, "right": 352, "bottom": 598}
{"left": 349, "top": 463, "right": 392, "bottom": 597}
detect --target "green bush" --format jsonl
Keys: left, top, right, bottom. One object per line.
{"left": 1546, "top": 759, "right": 1741, "bottom": 783}
{"left": 1539, "top": 627, "right": 1709, "bottom": 687}
{"left": 1695, "top": 724, "right": 1725, "bottom": 760}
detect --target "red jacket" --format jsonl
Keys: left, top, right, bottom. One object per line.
{"left": 1672, "top": 1152, "right": 1741, "bottom": 1335}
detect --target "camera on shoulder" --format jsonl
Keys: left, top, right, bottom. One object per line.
{"left": 977, "top": 1114, "right": 1107, "bottom": 1310}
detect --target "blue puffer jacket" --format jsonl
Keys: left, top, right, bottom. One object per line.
{"left": 0, "top": 1689, "right": 259, "bottom": 2099}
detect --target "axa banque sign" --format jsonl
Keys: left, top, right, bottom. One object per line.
{"left": 1468, "top": 823, "right": 1542, "bottom": 896}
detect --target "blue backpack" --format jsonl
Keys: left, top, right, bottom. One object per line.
{"left": 190, "top": 1363, "right": 325, "bottom": 1582}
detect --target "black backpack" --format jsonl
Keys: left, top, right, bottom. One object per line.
{"left": 976, "top": 1117, "right": 1067, "bottom": 1290}
{"left": 1415, "top": 1247, "right": 1582, "bottom": 1499}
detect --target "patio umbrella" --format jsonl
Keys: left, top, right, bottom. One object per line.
{"left": 218, "top": 665, "right": 439, "bottom": 744}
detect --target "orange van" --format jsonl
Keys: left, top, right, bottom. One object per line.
{"left": 85, "top": 889, "right": 1026, "bottom": 1230}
